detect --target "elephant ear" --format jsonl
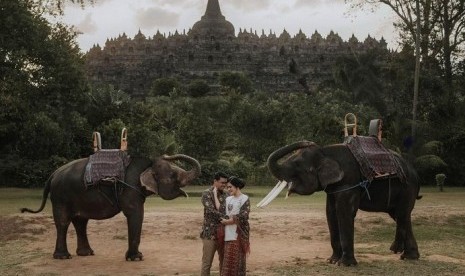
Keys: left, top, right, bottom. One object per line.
{"left": 318, "top": 158, "right": 344, "bottom": 188}
{"left": 140, "top": 168, "right": 158, "bottom": 195}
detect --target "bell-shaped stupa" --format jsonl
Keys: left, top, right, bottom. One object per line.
{"left": 190, "top": 0, "right": 235, "bottom": 40}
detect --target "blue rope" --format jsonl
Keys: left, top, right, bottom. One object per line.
{"left": 117, "top": 180, "right": 146, "bottom": 197}
{"left": 325, "top": 180, "right": 371, "bottom": 200}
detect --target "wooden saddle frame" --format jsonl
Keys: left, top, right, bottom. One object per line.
{"left": 92, "top": 128, "right": 128, "bottom": 152}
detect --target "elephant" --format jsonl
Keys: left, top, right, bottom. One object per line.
{"left": 21, "top": 153, "right": 201, "bottom": 261}
{"left": 264, "top": 140, "right": 421, "bottom": 266}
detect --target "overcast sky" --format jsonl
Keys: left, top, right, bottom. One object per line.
{"left": 62, "top": 0, "right": 399, "bottom": 52}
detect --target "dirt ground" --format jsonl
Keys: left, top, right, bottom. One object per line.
{"left": 9, "top": 208, "right": 330, "bottom": 275}
{"left": 5, "top": 202, "right": 465, "bottom": 276}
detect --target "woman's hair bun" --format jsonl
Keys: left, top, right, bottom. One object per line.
{"left": 228, "top": 176, "right": 245, "bottom": 189}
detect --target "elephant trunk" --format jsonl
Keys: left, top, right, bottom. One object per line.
{"left": 267, "top": 141, "right": 315, "bottom": 180}
{"left": 163, "top": 154, "right": 201, "bottom": 186}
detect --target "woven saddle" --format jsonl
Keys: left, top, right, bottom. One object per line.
{"left": 342, "top": 113, "right": 405, "bottom": 182}
{"left": 84, "top": 128, "right": 130, "bottom": 186}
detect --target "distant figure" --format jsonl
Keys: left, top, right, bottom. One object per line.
{"left": 200, "top": 172, "right": 229, "bottom": 276}
{"left": 220, "top": 176, "right": 250, "bottom": 276}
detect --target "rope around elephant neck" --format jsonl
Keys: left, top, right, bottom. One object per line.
{"left": 117, "top": 180, "right": 146, "bottom": 197}
{"left": 325, "top": 180, "right": 371, "bottom": 200}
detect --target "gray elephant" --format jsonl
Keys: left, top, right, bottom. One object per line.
{"left": 263, "top": 141, "right": 421, "bottom": 266}
{"left": 21, "top": 153, "right": 201, "bottom": 261}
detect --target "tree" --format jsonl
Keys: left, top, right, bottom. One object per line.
{"left": 27, "top": 0, "right": 95, "bottom": 17}
{"left": 187, "top": 79, "right": 210, "bottom": 97}
{"left": 150, "top": 78, "right": 182, "bottom": 97}
{"left": 332, "top": 50, "right": 387, "bottom": 115}
{"left": 350, "top": 0, "right": 465, "bottom": 87}
{"left": 219, "top": 72, "right": 254, "bottom": 94}
{"left": 171, "top": 96, "right": 229, "bottom": 160}
{"left": 87, "top": 85, "right": 132, "bottom": 127}
{"left": 230, "top": 97, "right": 289, "bottom": 162}
{"left": 0, "top": 0, "right": 91, "bottom": 186}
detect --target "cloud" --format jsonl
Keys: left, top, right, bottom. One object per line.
{"left": 293, "top": 0, "right": 347, "bottom": 9}
{"left": 64, "top": 0, "right": 398, "bottom": 52}
{"left": 147, "top": 0, "right": 202, "bottom": 10}
{"left": 135, "top": 7, "right": 180, "bottom": 29}
{"left": 74, "top": 13, "right": 97, "bottom": 35}
{"left": 226, "top": 0, "right": 272, "bottom": 11}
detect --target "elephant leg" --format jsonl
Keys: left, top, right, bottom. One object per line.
{"left": 396, "top": 213, "right": 420, "bottom": 260}
{"left": 72, "top": 217, "right": 94, "bottom": 256}
{"left": 388, "top": 210, "right": 405, "bottom": 254}
{"left": 335, "top": 194, "right": 358, "bottom": 266}
{"left": 337, "top": 215, "right": 358, "bottom": 266}
{"left": 326, "top": 196, "right": 342, "bottom": 264}
{"left": 123, "top": 205, "right": 144, "bottom": 261}
{"left": 53, "top": 206, "right": 72, "bottom": 259}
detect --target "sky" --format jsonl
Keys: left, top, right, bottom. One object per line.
{"left": 61, "top": 0, "right": 399, "bottom": 53}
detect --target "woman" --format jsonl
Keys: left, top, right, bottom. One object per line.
{"left": 219, "top": 176, "right": 250, "bottom": 276}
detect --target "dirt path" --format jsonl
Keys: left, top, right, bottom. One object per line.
{"left": 12, "top": 208, "right": 330, "bottom": 275}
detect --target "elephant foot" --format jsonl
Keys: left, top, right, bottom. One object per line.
{"left": 53, "top": 251, "right": 72, "bottom": 259}
{"left": 77, "top": 247, "right": 94, "bottom": 256}
{"left": 400, "top": 250, "right": 420, "bottom": 260}
{"left": 125, "top": 251, "right": 143, "bottom": 261}
{"left": 390, "top": 240, "right": 405, "bottom": 254}
{"left": 337, "top": 255, "right": 358, "bottom": 266}
{"left": 327, "top": 254, "right": 341, "bottom": 264}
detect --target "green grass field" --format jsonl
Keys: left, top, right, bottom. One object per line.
{"left": 0, "top": 185, "right": 328, "bottom": 215}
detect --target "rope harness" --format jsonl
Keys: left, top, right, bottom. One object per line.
{"left": 325, "top": 177, "right": 394, "bottom": 207}
{"left": 96, "top": 178, "right": 145, "bottom": 209}
{"left": 325, "top": 180, "right": 372, "bottom": 200}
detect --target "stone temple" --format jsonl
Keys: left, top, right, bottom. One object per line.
{"left": 84, "top": 0, "right": 388, "bottom": 98}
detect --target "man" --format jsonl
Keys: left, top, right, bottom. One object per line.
{"left": 200, "top": 171, "right": 229, "bottom": 276}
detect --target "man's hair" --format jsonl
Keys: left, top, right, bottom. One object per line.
{"left": 214, "top": 171, "right": 228, "bottom": 180}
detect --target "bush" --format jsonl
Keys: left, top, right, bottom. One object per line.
{"left": 150, "top": 78, "right": 181, "bottom": 97}
{"left": 415, "top": 155, "right": 448, "bottom": 185}
{"left": 187, "top": 80, "right": 210, "bottom": 97}
{"left": 219, "top": 72, "right": 254, "bottom": 94}
{"left": 435, "top": 173, "right": 446, "bottom": 191}
{"left": 420, "top": 141, "right": 443, "bottom": 156}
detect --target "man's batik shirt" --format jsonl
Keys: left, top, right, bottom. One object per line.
{"left": 200, "top": 186, "right": 228, "bottom": 240}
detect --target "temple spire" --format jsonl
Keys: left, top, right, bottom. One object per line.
{"left": 203, "top": 0, "right": 224, "bottom": 19}
{"left": 191, "top": 0, "right": 234, "bottom": 39}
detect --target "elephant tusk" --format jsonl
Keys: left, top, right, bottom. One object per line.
{"left": 261, "top": 180, "right": 287, "bottom": 207}
{"left": 181, "top": 189, "right": 189, "bottom": 198}
{"left": 285, "top": 182, "right": 293, "bottom": 199}
{"left": 257, "top": 181, "right": 287, "bottom": 208}
{"left": 256, "top": 181, "right": 282, "bottom": 207}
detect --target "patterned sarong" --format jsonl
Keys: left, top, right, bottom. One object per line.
{"left": 345, "top": 136, "right": 405, "bottom": 182}
{"left": 221, "top": 240, "right": 246, "bottom": 276}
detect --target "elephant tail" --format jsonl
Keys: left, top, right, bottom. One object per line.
{"left": 20, "top": 174, "right": 52, "bottom": 214}
{"left": 413, "top": 171, "right": 423, "bottom": 201}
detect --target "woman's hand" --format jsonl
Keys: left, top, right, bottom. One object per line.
{"left": 221, "top": 218, "right": 234, "bottom": 225}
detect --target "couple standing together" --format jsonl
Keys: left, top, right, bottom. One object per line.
{"left": 200, "top": 172, "right": 251, "bottom": 276}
